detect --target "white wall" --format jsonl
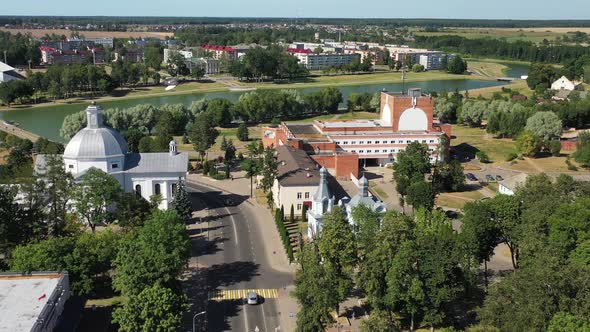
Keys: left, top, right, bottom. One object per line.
{"left": 398, "top": 108, "right": 428, "bottom": 131}
{"left": 273, "top": 180, "right": 317, "bottom": 215}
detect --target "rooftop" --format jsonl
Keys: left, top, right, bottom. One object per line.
{"left": 125, "top": 152, "right": 189, "bottom": 174}
{"left": 0, "top": 273, "right": 65, "bottom": 332}
{"left": 499, "top": 172, "right": 529, "bottom": 192}
{"left": 276, "top": 145, "right": 320, "bottom": 187}
{"left": 285, "top": 123, "right": 330, "bottom": 142}
{"left": 316, "top": 119, "right": 391, "bottom": 129}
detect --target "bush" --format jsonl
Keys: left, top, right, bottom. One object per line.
{"left": 548, "top": 140, "right": 562, "bottom": 156}
{"left": 566, "top": 158, "right": 578, "bottom": 171}
{"left": 211, "top": 173, "right": 226, "bottom": 180}
{"left": 505, "top": 152, "right": 518, "bottom": 162}
{"left": 476, "top": 151, "right": 491, "bottom": 163}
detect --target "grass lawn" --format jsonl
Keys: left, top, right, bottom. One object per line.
{"left": 504, "top": 155, "right": 580, "bottom": 173}
{"left": 289, "top": 114, "right": 336, "bottom": 123}
{"left": 436, "top": 189, "right": 485, "bottom": 210}
{"left": 468, "top": 80, "right": 532, "bottom": 99}
{"left": 468, "top": 60, "right": 509, "bottom": 78}
{"left": 372, "top": 186, "right": 390, "bottom": 200}
{"left": 86, "top": 296, "right": 126, "bottom": 307}
{"left": 177, "top": 126, "right": 261, "bottom": 156}
{"left": 451, "top": 125, "right": 518, "bottom": 164}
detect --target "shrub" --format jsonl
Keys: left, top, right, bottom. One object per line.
{"left": 566, "top": 158, "right": 578, "bottom": 171}
{"left": 548, "top": 140, "right": 562, "bottom": 156}
{"left": 476, "top": 151, "right": 491, "bottom": 163}
{"left": 505, "top": 152, "right": 518, "bottom": 162}
{"left": 211, "top": 173, "right": 226, "bottom": 180}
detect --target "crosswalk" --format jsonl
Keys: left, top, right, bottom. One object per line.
{"left": 208, "top": 288, "right": 279, "bottom": 301}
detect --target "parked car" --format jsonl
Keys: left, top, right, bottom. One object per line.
{"left": 496, "top": 175, "right": 504, "bottom": 181}
{"left": 466, "top": 173, "right": 478, "bottom": 181}
{"left": 247, "top": 291, "right": 258, "bottom": 305}
{"left": 485, "top": 174, "right": 495, "bottom": 182}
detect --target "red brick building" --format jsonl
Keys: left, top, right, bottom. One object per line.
{"left": 262, "top": 89, "right": 452, "bottom": 180}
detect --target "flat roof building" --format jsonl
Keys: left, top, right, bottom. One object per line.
{"left": 262, "top": 89, "right": 452, "bottom": 181}
{"left": 0, "top": 272, "right": 69, "bottom": 332}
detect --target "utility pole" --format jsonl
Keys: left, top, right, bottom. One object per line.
{"left": 3, "top": 50, "right": 7, "bottom": 64}
{"left": 250, "top": 154, "right": 254, "bottom": 198}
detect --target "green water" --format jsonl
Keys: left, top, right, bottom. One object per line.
{"left": 0, "top": 79, "right": 508, "bottom": 142}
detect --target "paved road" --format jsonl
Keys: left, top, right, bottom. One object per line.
{"left": 185, "top": 181, "right": 292, "bottom": 332}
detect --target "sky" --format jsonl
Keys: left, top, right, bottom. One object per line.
{"left": 4, "top": 0, "right": 590, "bottom": 20}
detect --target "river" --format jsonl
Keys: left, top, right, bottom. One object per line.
{"left": 0, "top": 78, "right": 510, "bottom": 142}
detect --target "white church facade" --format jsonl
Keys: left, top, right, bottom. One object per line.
{"left": 36, "top": 103, "right": 188, "bottom": 209}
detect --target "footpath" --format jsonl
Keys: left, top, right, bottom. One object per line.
{"left": 187, "top": 171, "right": 300, "bottom": 332}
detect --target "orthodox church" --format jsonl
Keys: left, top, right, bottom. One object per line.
{"left": 306, "top": 167, "right": 335, "bottom": 238}
{"left": 36, "top": 103, "right": 188, "bottom": 209}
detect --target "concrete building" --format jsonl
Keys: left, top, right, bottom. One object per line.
{"left": 306, "top": 167, "right": 335, "bottom": 238}
{"left": 86, "top": 37, "right": 114, "bottom": 49}
{"left": 0, "top": 272, "right": 69, "bottom": 332}
{"left": 287, "top": 49, "right": 358, "bottom": 70}
{"left": 551, "top": 75, "right": 581, "bottom": 91}
{"left": 163, "top": 48, "right": 194, "bottom": 64}
{"left": 0, "top": 61, "right": 25, "bottom": 83}
{"left": 272, "top": 145, "right": 321, "bottom": 215}
{"left": 39, "top": 47, "right": 105, "bottom": 65}
{"left": 36, "top": 103, "right": 188, "bottom": 209}
{"left": 114, "top": 48, "right": 144, "bottom": 63}
{"left": 498, "top": 173, "right": 529, "bottom": 196}
{"left": 419, "top": 53, "right": 455, "bottom": 70}
{"left": 201, "top": 44, "right": 237, "bottom": 61}
{"left": 262, "top": 88, "right": 451, "bottom": 180}
{"left": 338, "top": 175, "right": 386, "bottom": 224}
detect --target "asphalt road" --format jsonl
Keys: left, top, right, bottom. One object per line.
{"left": 185, "top": 181, "right": 292, "bottom": 332}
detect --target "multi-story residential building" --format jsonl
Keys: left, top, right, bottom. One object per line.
{"left": 287, "top": 49, "right": 358, "bottom": 70}
{"left": 86, "top": 37, "right": 114, "bottom": 49}
{"left": 113, "top": 48, "right": 145, "bottom": 63}
{"left": 419, "top": 53, "right": 455, "bottom": 70}
{"left": 40, "top": 46, "right": 106, "bottom": 65}
{"left": 272, "top": 145, "right": 322, "bottom": 215}
{"left": 163, "top": 48, "right": 194, "bottom": 64}
{"left": 201, "top": 44, "right": 237, "bottom": 61}
{"left": 262, "top": 89, "right": 451, "bottom": 180}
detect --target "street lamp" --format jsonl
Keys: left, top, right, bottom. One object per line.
{"left": 192, "top": 311, "right": 206, "bottom": 332}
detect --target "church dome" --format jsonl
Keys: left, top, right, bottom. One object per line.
{"left": 63, "top": 104, "right": 128, "bottom": 159}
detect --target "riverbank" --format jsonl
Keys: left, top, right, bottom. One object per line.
{"left": 0, "top": 71, "right": 492, "bottom": 113}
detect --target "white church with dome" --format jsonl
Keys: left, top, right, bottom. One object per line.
{"left": 36, "top": 103, "right": 188, "bottom": 209}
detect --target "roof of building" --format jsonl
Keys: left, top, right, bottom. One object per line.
{"left": 202, "top": 44, "right": 236, "bottom": 52}
{"left": 287, "top": 48, "right": 314, "bottom": 54}
{"left": 64, "top": 127, "right": 128, "bottom": 159}
{"left": 0, "top": 272, "right": 66, "bottom": 332}
{"left": 63, "top": 104, "right": 129, "bottom": 160}
{"left": 276, "top": 145, "right": 320, "bottom": 187}
{"left": 317, "top": 119, "right": 391, "bottom": 129}
{"left": 499, "top": 173, "right": 529, "bottom": 192}
{"left": 285, "top": 123, "right": 330, "bottom": 142}
{"left": 0, "top": 61, "right": 15, "bottom": 73}
{"left": 345, "top": 175, "right": 386, "bottom": 212}
{"left": 313, "top": 167, "right": 332, "bottom": 201}
{"left": 124, "top": 152, "right": 188, "bottom": 174}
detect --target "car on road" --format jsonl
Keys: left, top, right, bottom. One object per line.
{"left": 496, "top": 175, "right": 504, "bottom": 181}
{"left": 247, "top": 291, "right": 258, "bottom": 305}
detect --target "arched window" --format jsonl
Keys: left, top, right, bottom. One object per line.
{"left": 135, "top": 184, "right": 142, "bottom": 197}
{"left": 154, "top": 183, "right": 161, "bottom": 196}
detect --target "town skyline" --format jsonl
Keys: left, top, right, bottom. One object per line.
{"left": 4, "top": 0, "right": 590, "bottom": 20}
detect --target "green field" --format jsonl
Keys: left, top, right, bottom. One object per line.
{"left": 414, "top": 27, "right": 564, "bottom": 43}
{"left": 451, "top": 125, "right": 518, "bottom": 164}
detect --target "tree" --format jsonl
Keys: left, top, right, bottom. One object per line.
{"left": 170, "top": 179, "right": 192, "bottom": 221}
{"left": 0, "top": 186, "right": 26, "bottom": 258}
{"left": 112, "top": 285, "right": 188, "bottom": 332}
{"left": 516, "top": 131, "right": 541, "bottom": 157}
{"left": 393, "top": 142, "right": 431, "bottom": 201}
{"left": 123, "top": 128, "right": 144, "bottom": 153}
{"left": 412, "top": 64, "right": 425, "bottom": 72}
{"left": 447, "top": 55, "right": 467, "bottom": 74}
{"left": 360, "top": 310, "right": 400, "bottom": 332}
{"left": 294, "top": 243, "right": 336, "bottom": 332}
{"left": 549, "top": 140, "right": 562, "bottom": 156}
{"left": 144, "top": 46, "right": 163, "bottom": 71}
{"left": 320, "top": 87, "right": 343, "bottom": 113}
{"left": 406, "top": 180, "right": 434, "bottom": 211}
{"left": 433, "top": 160, "right": 465, "bottom": 193}
{"left": 224, "top": 139, "right": 236, "bottom": 164}
{"left": 38, "top": 155, "right": 74, "bottom": 237}
{"left": 188, "top": 113, "right": 219, "bottom": 159}
{"left": 317, "top": 207, "right": 357, "bottom": 313}
{"left": 527, "top": 63, "right": 559, "bottom": 90}
{"left": 574, "top": 132, "right": 590, "bottom": 166}
{"left": 10, "top": 231, "right": 121, "bottom": 296}
{"left": 351, "top": 204, "right": 381, "bottom": 255}
{"left": 206, "top": 98, "right": 233, "bottom": 127}
{"left": 116, "top": 192, "right": 152, "bottom": 228}
{"left": 74, "top": 168, "right": 123, "bottom": 232}
{"left": 260, "top": 146, "right": 277, "bottom": 193}
{"left": 548, "top": 312, "right": 590, "bottom": 332}
{"left": 138, "top": 136, "right": 154, "bottom": 152}
{"left": 459, "top": 100, "right": 487, "bottom": 127}
{"left": 525, "top": 111, "right": 563, "bottom": 142}
{"left": 113, "top": 210, "right": 190, "bottom": 295}
{"left": 237, "top": 122, "right": 249, "bottom": 141}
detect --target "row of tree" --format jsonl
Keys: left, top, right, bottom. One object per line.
{"left": 229, "top": 45, "right": 308, "bottom": 81}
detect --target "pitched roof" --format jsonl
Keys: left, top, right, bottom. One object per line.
{"left": 499, "top": 173, "right": 529, "bottom": 192}
{"left": 0, "top": 61, "right": 15, "bottom": 73}
{"left": 124, "top": 152, "right": 188, "bottom": 174}
{"left": 276, "top": 145, "right": 320, "bottom": 187}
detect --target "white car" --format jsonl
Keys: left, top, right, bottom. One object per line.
{"left": 247, "top": 292, "right": 258, "bottom": 305}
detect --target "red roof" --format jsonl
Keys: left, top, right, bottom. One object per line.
{"left": 202, "top": 44, "right": 236, "bottom": 52}
{"left": 39, "top": 46, "right": 56, "bottom": 52}
{"left": 287, "top": 48, "right": 313, "bottom": 54}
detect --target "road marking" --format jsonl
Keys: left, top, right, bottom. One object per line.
{"left": 209, "top": 289, "right": 280, "bottom": 301}
{"left": 261, "top": 304, "right": 268, "bottom": 332}
{"left": 225, "top": 206, "right": 239, "bottom": 247}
